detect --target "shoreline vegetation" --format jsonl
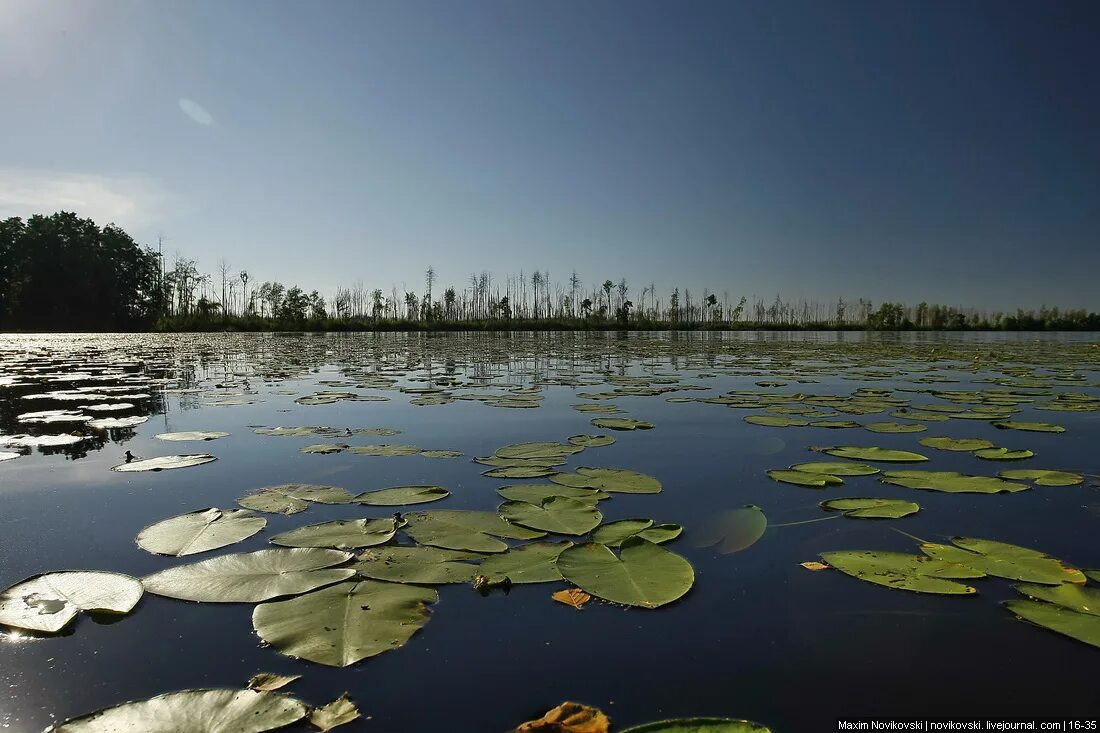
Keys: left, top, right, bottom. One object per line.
{"left": 4, "top": 211, "right": 1100, "bottom": 333}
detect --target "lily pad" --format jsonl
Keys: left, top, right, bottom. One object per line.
{"left": 820, "top": 550, "right": 981, "bottom": 595}
{"left": 768, "top": 469, "right": 842, "bottom": 488}
{"left": 620, "top": 720, "right": 772, "bottom": 733}
{"left": 495, "top": 441, "right": 583, "bottom": 460}
{"left": 269, "top": 518, "right": 400, "bottom": 549}
{"left": 496, "top": 483, "right": 609, "bottom": 505}
{"left": 355, "top": 546, "right": 483, "bottom": 584}
{"left": 921, "top": 537, "right": 1085, "bottom": 585}
{"left": 1014, "top": 583, "right": 1100, "bottom": 616}
{"left": 992, "top": 421, "right": 1065, "bottom": 433}
{"left": 137, "top": 508, "right": 266, "bottom": 556}
{"left": 111, "top": 454, "right": 217, "bottom": 472}
{"left": 881, "top": 470, "right": 1029, "bottom": 494}
{"left": 47, "top": 689, "right": 309, "bottom": 733}
{"left": 820, "top": 498, "right": 919, "bottom": 519}
{"left": 744, "top": 415, "right": 808, "bottom": 427}
{"left": 550, "top": 467, "right": 662, "bottom": 494}
{"left": 347, "top": 444, "right": 422, "bottom": 456}
{"left": 694, "top": 506, "right": 767, "bottom": 554}
{"left": 356, "top": 485, "right": 449, "bottom": 506}
{"left": 865, "top": 422, "right": 927, "bottom": 433}
{"left": 790, "top": 462, "right": 880, "bottom": 476}
{"left": 591, "top": 519, "right": 683, "bottom": 548}
{"left": 997, "top": 469, "right": 1084, "bottom": 487}
{"left": 404, "top": 510, "right": 545, "bottom": 553}
{"left": 557, "top": 538, "right": 694, "bottom": 608}
{"left": 477, "top": 542, "right": 573, "bottom": 583}
{"left": 820, "top": 446, "right": 928, "bottom": 463}
{"left": 252, "top": 579, "right": 437, "bottom": 667}
{"left": 154, "top": 431, "right": 230, "bottom": 441}
{"left": 142, "top": 548, "right": 354, "bottom": 603}
{"left": 311, "top": 693, "right": 360, "bottom": 731}
{"left": 482, "top": 465, "right": 559, "bottom": 479}
{"left": 238, "top": 484, "right": 357, "bottom": 514}
{"left": 499, "top": 497, "right": 603, "bottom": 535}
{"left": 973, "top": 447, "right": 1034, "bottom": 461}
{"left": 590, "top": 417, "right": 655, "bottom": 431}
{"left": 919, "top": 433, "right": 998, "bottom": 451}
{"left": 567, "top": 434, "right": 616, "bottom": 448}
{"left": 0, "top": 571, "right": 143, "bottom": 633}
{"left": 1004, "top": 600, "right": 1100, "bottom": 649}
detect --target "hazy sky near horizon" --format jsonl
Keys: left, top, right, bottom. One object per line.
{"left": 1, "top": 0, "right": 1097, "bottom": 310}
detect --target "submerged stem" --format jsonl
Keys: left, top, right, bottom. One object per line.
{"left": 769, "top": 515, "right": 841, "bottom": 528}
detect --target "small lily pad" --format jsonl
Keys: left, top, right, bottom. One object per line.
{"left": 997, "top": 469, "right": 1084, "bottom": 487}
{"left": 790, "top": 462, "right": 880, "bottom": 477}
{"left": 590, "top": 417, "right": 655, "bottom": 431}
{"left": 820, "top": 446, "right": 928, "bottom": 463}
{"left": 820, "top": 497, "right": 919, "bottom": 519}
{"left": 356, "top": 485, "right": 449, "bottom": 506}
{"left": 137, "top": 508, "right": 266, "bottom": 556}
{"left": 992, "top": 421, "right": 1065, "bottom": 433}
{"left": 556, "top": 538, "right": 694, "bottom": 609}
{"left": 111, "top": 454, "right": 217, "bottom": 472}
{"left": 591, "top": 519, "right": 683, "bottom": 547}
{"left": 768, "top": 469, "right": 842, "bottom": 488}
{"left": 269, "top": 518, "right": 400, "bottom": 550}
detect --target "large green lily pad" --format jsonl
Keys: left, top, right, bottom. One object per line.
{"left": 820, "top": 550, "right": 982, "bottom": 595}
{"left": 269, "top": 518, "right": 400, "bottom": 549}
{"left": 495, "top": 441, "right": 583, "bottom": 460}
{"left": 404, "top": 510, "right": 545, "bottom": 553}
{"left": 238, "top": 484, "right": 357, "bottom": 515}
{"left": 354, "top": 546, "right": 482, "bottom": 584}
{"left": 768, "top": 469, "right": 842, "bottom": 488}
{"left": 820, "top": 498, "right": 919, "bottom": 519}
{"left": 591, "top": 519, "right": 683, "bottom": 548}
{"left": 142, "top": 548, "right": 354, "bottom": 603}
{"left": 137, "top": 508, "right": 266, "bottom": 556}
{"left": 881, "top": 470, "right": 1029, "bottom": 494}
{"left": 1014, "top": 583, "right": 1100, "bottom": 616}
{"left": 356, "top": 485, "right": 449, "bottom": 506}
{"left": 550, "top": 467, "right": 662, "bottom": 494}
{"left": 48, "top": 689, "right": 309, "bottom": 732}
{"left": 919, "top": 437, "right": 995, "bottom": 452}
{"left": 252, "top": 579, "right": 437, "bottom": 667}
{"left": 921, "top": 537, "right": 1085, "bottom": 585}
{"left": 477, "top": 542, "right": 573, "bottom": 583}
{"left": 790, "top": 462, "right": 879, "bottom": 476}
{"left": 556, "top": 538, "right": 694, "bottom": 608}
{"left": 499, "top": 497, "right": 603, "bottom": 535}
{"left": 496, "top": 483, "right": 609, "bottom": 505}
{"left": 1004, "top": 600, "right": 1100, "bottom": 649}
{"left": 820, "top": 447, "right": 928, "bottom": 463}
{"left": 998, "top": 469, "right": 1084, "bottom": 487}
{"left": 0, "top": 571, "right": 143, "bottom": 633}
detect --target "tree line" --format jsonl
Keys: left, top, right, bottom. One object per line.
{"left": 3, "top": 212, "right": 1099, "bottom": 332}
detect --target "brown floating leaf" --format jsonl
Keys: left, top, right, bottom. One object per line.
{"left": 551, "top": 588, "right": 592, "bottom": 610}
{"left": 800, "top": 561, "right": 829, "bottom": 571}
{"left": 310, "top": 693, "right": 360, "bottom": 731}
{"left": 515, "top": 701, "right": 610, "bottom": 733}
{"left": 246, "top": 673, "right": 301, "bottom": 692}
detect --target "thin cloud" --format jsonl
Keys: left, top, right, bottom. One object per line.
{"left": 179, "top": 98, "right": 214, "bottom": 126}
{"left": 0, "top": 168, "right": 170, "bottom": 229}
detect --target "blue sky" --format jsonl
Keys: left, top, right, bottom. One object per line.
{"left": 1, "top": 0, "right": 1097, "bottom": 310}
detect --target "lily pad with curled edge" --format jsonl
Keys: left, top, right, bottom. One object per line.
{"left": 592, "top": 519, "right": 683, "bottom": 548}
{"left": 590, "top": 417, "right": 655, "bottom": 431}
{"left": 495, "top": 441, "right": 583, "bottom": 460}
{"left": 111, "top": 454, "right": 217, "bottom": 472}
{"left": 354, "top": 546, "right": 483, "bottom": 584}
{"left": 973, "top": 447, "right": 1034, "bottom": 461}
{"left": 992, "top": 421, "right": 1065, "bottom": 433}
{"left": 347, "top": 444, "right": 422, "bottom": 456}
{"left": 496, "top": 483, "right": 609, "bottom": 505}
{"left": 356, "top": 485, "right": 449, "bottom": 506}
{"left": 310, "top": 693, "right": 360, "bottom": 731}
{"left": 154, "top": 431, "right": 230, "bottom": 441}
{"left": 0, "top": 571, "right": 143, "bottom": 633}
{"left": 567, "top": 434, "right": 616, "bottom": 448}
{"left": 237, "top": 484, "right": 356, "bottom": 515}
{"left": 1003, "top": 600, "right": 1100, "bottom": 649}
{"left": 269, "top": 518, "right": 401, "bottom": 550}
{"left": 919, "top": 437, "right": 996, "bottom": 451}
{"left": 767, "top": 469, "right": 842, "bottom": 488}
{"left": 1013, "top": 583, "right": 1100, "bottom": 616}
{"left": 694, "top": 506, "right": 766, "bottom": 554}
{"left": 46, "top": 688, "right": 309, "bottom": 733}
{"left": 881, "top": 470, "right": 1029, "bottom": 494}
{"left": 482, "top": 465, "right": 559, "bottom": 479}
{"left": 744, "top": 415, "right": 808, "bottom": 427}
{"left": 997, "top": 469, "right": 1084, "bottom": 487}
{"left": 556, "top": 538, "right": 694, "bottom": 609}
{"left": 477, "top": 542, "right": 573, "bottom": 583}
{"left": 252, "top": 579, "right": 437, "bottom": 667}
{"left": 550, "top": 467, "right": 662, "bottom": 494}
{"left": 819, "top": 446, "right": 928, "bottom": 463}
{"left": 921, "top": 537, "right": 1086, "bottom": 585}
{"left": 403, "top": 510, "right": 546, "bottom": 553}
{"left": 865, "top": 422, "right": 927, "bottom": 433}
{"left": 499, "top": 497, "right": 603, "bottom": 535}
{"left": 142, "top": 548, "right": 354, "bottom": 603}
{"left": 620, "top": 719, "right": 773, "bottom": 733}
{"left": 819, "top": 550, "right": 982, "bottom": 595}
{"left": 790, "top": 461, "right": 880, "bottom": 477}
{"left": 820, "top": 498, "right": 920, "bottom": 519}
{"left": 137, "top": 508, "right": 266, "bottom": 556}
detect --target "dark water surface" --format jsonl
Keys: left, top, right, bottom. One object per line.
{"left": 1, "top": 332, "right": 1098, "bottom": 732}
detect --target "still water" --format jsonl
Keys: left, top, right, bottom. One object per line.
{"left": 1, "top": 332, "right": 1098, "bottom": 731}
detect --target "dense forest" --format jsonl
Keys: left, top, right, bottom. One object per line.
{"left": 3, "top": 212, "right": 1099, "bottom": 332}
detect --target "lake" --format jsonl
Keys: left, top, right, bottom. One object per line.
{"left": 1, "top": 331, "right": 1098, "bottom": 732}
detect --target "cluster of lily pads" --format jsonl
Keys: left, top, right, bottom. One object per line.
{"left": 817, "top": 537, "right": 1100, "bottom": 648}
